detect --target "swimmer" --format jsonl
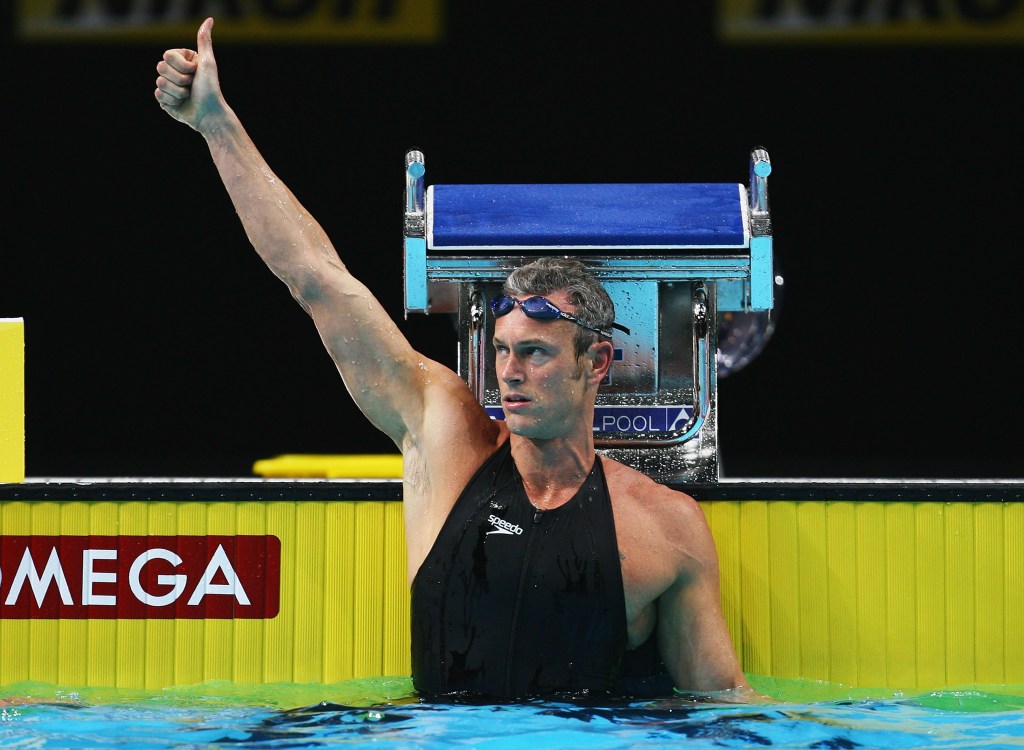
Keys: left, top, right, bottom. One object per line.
{"left": 154, "top": 17, "right": 766, "bottom": 703}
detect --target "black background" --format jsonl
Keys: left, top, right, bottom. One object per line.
{"left": 4, "top": 3, "right": 1022, "bottom": 479}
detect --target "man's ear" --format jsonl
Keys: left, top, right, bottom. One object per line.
{"left": 587, "top": 340, "right": 615, "bottom": 386}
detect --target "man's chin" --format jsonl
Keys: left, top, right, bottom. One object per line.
{"left": 503, "top": 411, "right": 539, "bottom": 437}
{"left": 505, "top": 413, "right": 564, "bottom": 441}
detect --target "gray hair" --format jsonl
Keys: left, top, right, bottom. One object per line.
{"left": 503, "top": 257, "right": 615, "bottom": 359}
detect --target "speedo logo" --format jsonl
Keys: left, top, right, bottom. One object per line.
{"left": 487, "top": 514, "right": 523, "bottom": 536}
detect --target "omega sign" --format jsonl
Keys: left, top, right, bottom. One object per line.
{"left": 0, "top": 536, "right": 280, "bottom": 619}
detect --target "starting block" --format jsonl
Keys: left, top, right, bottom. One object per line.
{"left": 402, "top": 150, "right": 777, "bottom": 481}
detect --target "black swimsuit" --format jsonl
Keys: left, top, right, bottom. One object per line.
{"left": 410, "top": 440, "right": 666, "bottom": 700}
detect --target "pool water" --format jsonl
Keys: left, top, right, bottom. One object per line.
{"left": 3, "top": 676, "right": 1022, "bottom": 749}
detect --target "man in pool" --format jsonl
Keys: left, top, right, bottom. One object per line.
{"left": 154, "top": 18, "right": 760, "bottom": 702}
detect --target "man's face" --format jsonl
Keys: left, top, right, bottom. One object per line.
{"left": 492, "top": 290, "right": 595, "bottom": 440}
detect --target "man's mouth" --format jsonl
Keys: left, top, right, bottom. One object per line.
{"left": 503, "top": 393, "right": 531, "bottom": 410}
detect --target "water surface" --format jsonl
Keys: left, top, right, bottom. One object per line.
{"left": 3, "top": 676, "right": 1022, "bottom": 749}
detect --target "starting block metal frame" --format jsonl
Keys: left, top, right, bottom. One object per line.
{"left": 402, "top": 149, "right": 774, "bottom": 482}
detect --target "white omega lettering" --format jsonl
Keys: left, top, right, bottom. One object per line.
{"left": 129, "top": 548, "right": 187, "bottom": 607}
{"left": 0, "top": 540, "right": 264, "bottom": 612}
{"left": 187, "top": 544, "right": 251, "bottom": 606}
{"left": 4, "top": 547, "right": 73, "bottom": 606}
{"left": 82, "top": 548, "right": 118, "bottom": 606}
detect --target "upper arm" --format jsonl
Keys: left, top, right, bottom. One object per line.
{"left": 295, "top": 254, "right": 469, "bottom": 446}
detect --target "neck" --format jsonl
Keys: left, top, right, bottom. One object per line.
{"left": 509, "top": 432, "right": 596, "bottom": 510}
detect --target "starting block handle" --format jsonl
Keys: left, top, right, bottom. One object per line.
{"left": 749, "top": 147, "right": 771, "bottom": 218}
{"left": 403, "top": 151, "right": 428, "bottom": 311}
{"left": 405, "top": 150, "right": 426, "bottom": 235}
{"left": 747, "top": 148, "right": 774, "bottom": 310}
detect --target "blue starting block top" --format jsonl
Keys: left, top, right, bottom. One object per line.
{"left": 427, "top": 183, "right": 749, "bottom": 251}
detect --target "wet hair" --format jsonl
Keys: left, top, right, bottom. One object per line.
{"left": 503, "top": 257, "right": 615, "bottom": 360}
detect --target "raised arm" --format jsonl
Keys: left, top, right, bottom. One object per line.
{"left": 153, "top": 18, "right": 471, "bottom": 448}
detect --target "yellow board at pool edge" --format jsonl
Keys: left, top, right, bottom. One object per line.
{"left": 0, "top": 319, "right": 25, "bottom": 483}
{"left": 0, "top": 491, "right": 1020, "bottom": 693}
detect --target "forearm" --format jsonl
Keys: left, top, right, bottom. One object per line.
{"left": 658, "top": 549, "right": 755, "bottom": 697}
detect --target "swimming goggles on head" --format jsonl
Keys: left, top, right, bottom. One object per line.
{"left": 489, "top": 295, "right": 630, "bottom": 338}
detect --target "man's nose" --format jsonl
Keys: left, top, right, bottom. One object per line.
{"left": 500, "top": 353, "right": 524, "bottom": 383}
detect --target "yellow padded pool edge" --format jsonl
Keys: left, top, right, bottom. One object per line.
{"left": 253, "top": 454, "right": 403, "bottom": 478}
{"left": 704, "top": 498, "right": 1023, "bottom": 691}
{"left": 0, "top": 498, "right": 410, "bottom": 689}
{"left": 0, "top": 319, "right": 25, "bottom": 484}
{"left": 0, "top": 490, "right": 1020, "bottom": 693}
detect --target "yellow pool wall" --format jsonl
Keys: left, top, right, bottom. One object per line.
{"left": 0, "top": 319, "right": 25, "bottom": 484}
{"left": 0, "top": 492, "right": 1019, "bottom": 693}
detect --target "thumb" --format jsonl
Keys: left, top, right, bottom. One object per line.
{"left": 196, "top": 17, "right": 216, "bottom": 62}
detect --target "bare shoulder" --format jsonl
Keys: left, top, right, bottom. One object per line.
{"left": 601, "top": 456, "right": 717, "bottom": 567}
{"left": 602, "top": 457, "right": 706, "bottom": 520}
